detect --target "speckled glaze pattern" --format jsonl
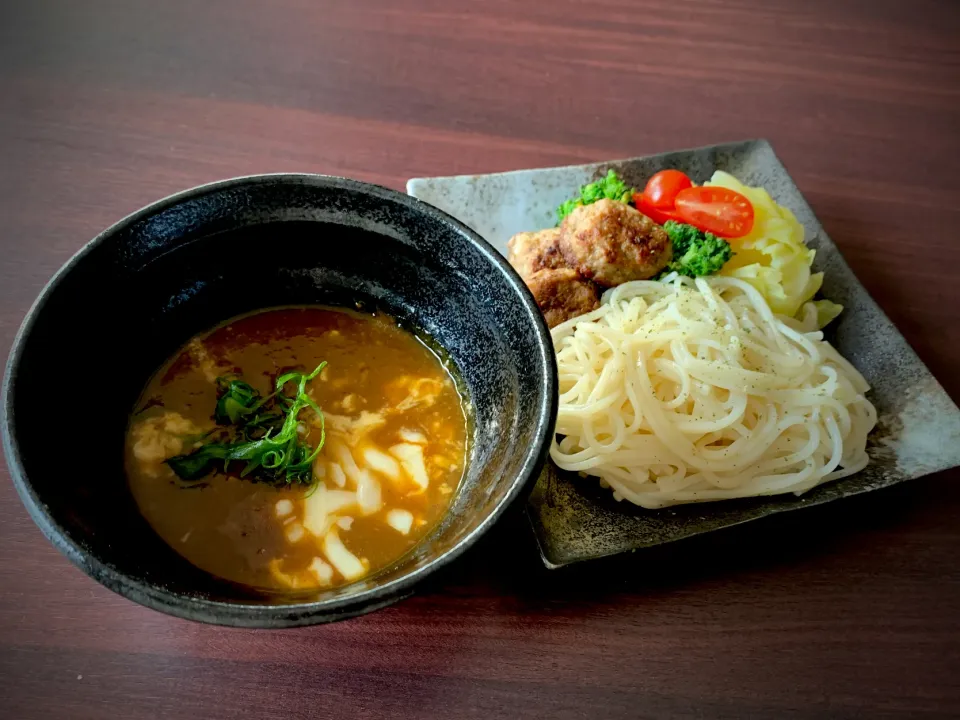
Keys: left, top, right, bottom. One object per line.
{"left": 408, "top": 139, "right": 960, "bottom": 568}
{"left": 1, "top": 174, "right": 557, "bottom": 625}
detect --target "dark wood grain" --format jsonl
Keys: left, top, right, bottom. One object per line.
{"left": 2, "top": 1, "right": 959, "bottom": 717}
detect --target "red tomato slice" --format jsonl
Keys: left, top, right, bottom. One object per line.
{"left": 673, "top": 187, "right": 755, "bottom": 238}
{"left": 641, "top": 170, "right": 693, "bottom": 210}
{"left": 634, "top": 193, "right": 682, "bottom": 225}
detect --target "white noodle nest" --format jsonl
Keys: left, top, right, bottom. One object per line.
{"left": 550, "top": 274, "right": 877, "bottom": 509}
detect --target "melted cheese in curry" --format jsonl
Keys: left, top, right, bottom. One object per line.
{"left": 125, "top": 307, "right": 468, "bottom": 591}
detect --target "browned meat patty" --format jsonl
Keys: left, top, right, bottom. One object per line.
{"left": 558, "top": 199, "right": 672, "bottom": 287}
{"left": 507, "top": 228, "right": 565, "bottom": 279}
{"left": 525, "top": 268, "right": 601, "bottom": 328}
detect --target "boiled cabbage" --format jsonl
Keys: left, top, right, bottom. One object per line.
{"left": 707, "top": 171, "right": 840, "bottom": 327}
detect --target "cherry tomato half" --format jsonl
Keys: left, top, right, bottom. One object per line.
{"left": 634, "top": 193, "right": 682, "bottom": 225}
{"left": 673, "top": 186, "right": 755, "bottom": 238}
{"left": 641, "top": 170, "right": 693, "bottom": 210}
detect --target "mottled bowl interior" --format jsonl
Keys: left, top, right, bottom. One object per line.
{"left": 2, "top": 175, "right": 556, "bottom": 626}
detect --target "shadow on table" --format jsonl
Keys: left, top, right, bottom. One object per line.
{"left": 415, "top": 470, "right": 957, "bottom": 610}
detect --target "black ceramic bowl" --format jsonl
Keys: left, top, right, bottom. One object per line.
{"left": 1, "top": 175, "right": 556, "bottom": 627}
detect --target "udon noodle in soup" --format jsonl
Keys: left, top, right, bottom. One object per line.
{"left": 125, "top": 307, "right": 468, "bottom": 591}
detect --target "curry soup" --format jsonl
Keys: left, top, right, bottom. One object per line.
{"left": 125, "top": 307, "right": 468, "bottom": 590}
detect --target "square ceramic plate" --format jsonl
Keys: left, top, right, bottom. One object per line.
{"left": 407, "top": 139, "right": 960, "bottom": 568}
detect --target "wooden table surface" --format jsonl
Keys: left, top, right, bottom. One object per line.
{"left": 2, "top": 1, "right": 959, "bottom": 718}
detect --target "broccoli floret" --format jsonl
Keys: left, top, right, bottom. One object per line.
{"left": 555, "top": 170, "right": 634, "bottom": 224}
{"left": 662, "top": 221, "right": 733, "bottom": 277}
{"left": 580, "top": 169, "right": 632, "bottom": 205}
{"left": 556, "top": 197, "right": 583, "bottom": 221}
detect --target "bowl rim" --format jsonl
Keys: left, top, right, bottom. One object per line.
{"left": 0, "top": 172, "right": 558, "bottom": 627}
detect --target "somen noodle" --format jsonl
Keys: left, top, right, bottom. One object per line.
{"left": 550, "top": 275, "right": 877, "bottom": 509}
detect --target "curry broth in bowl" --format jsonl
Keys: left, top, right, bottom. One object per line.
{"left": 126, "top": 307, "right": 468, "bottom": 591}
